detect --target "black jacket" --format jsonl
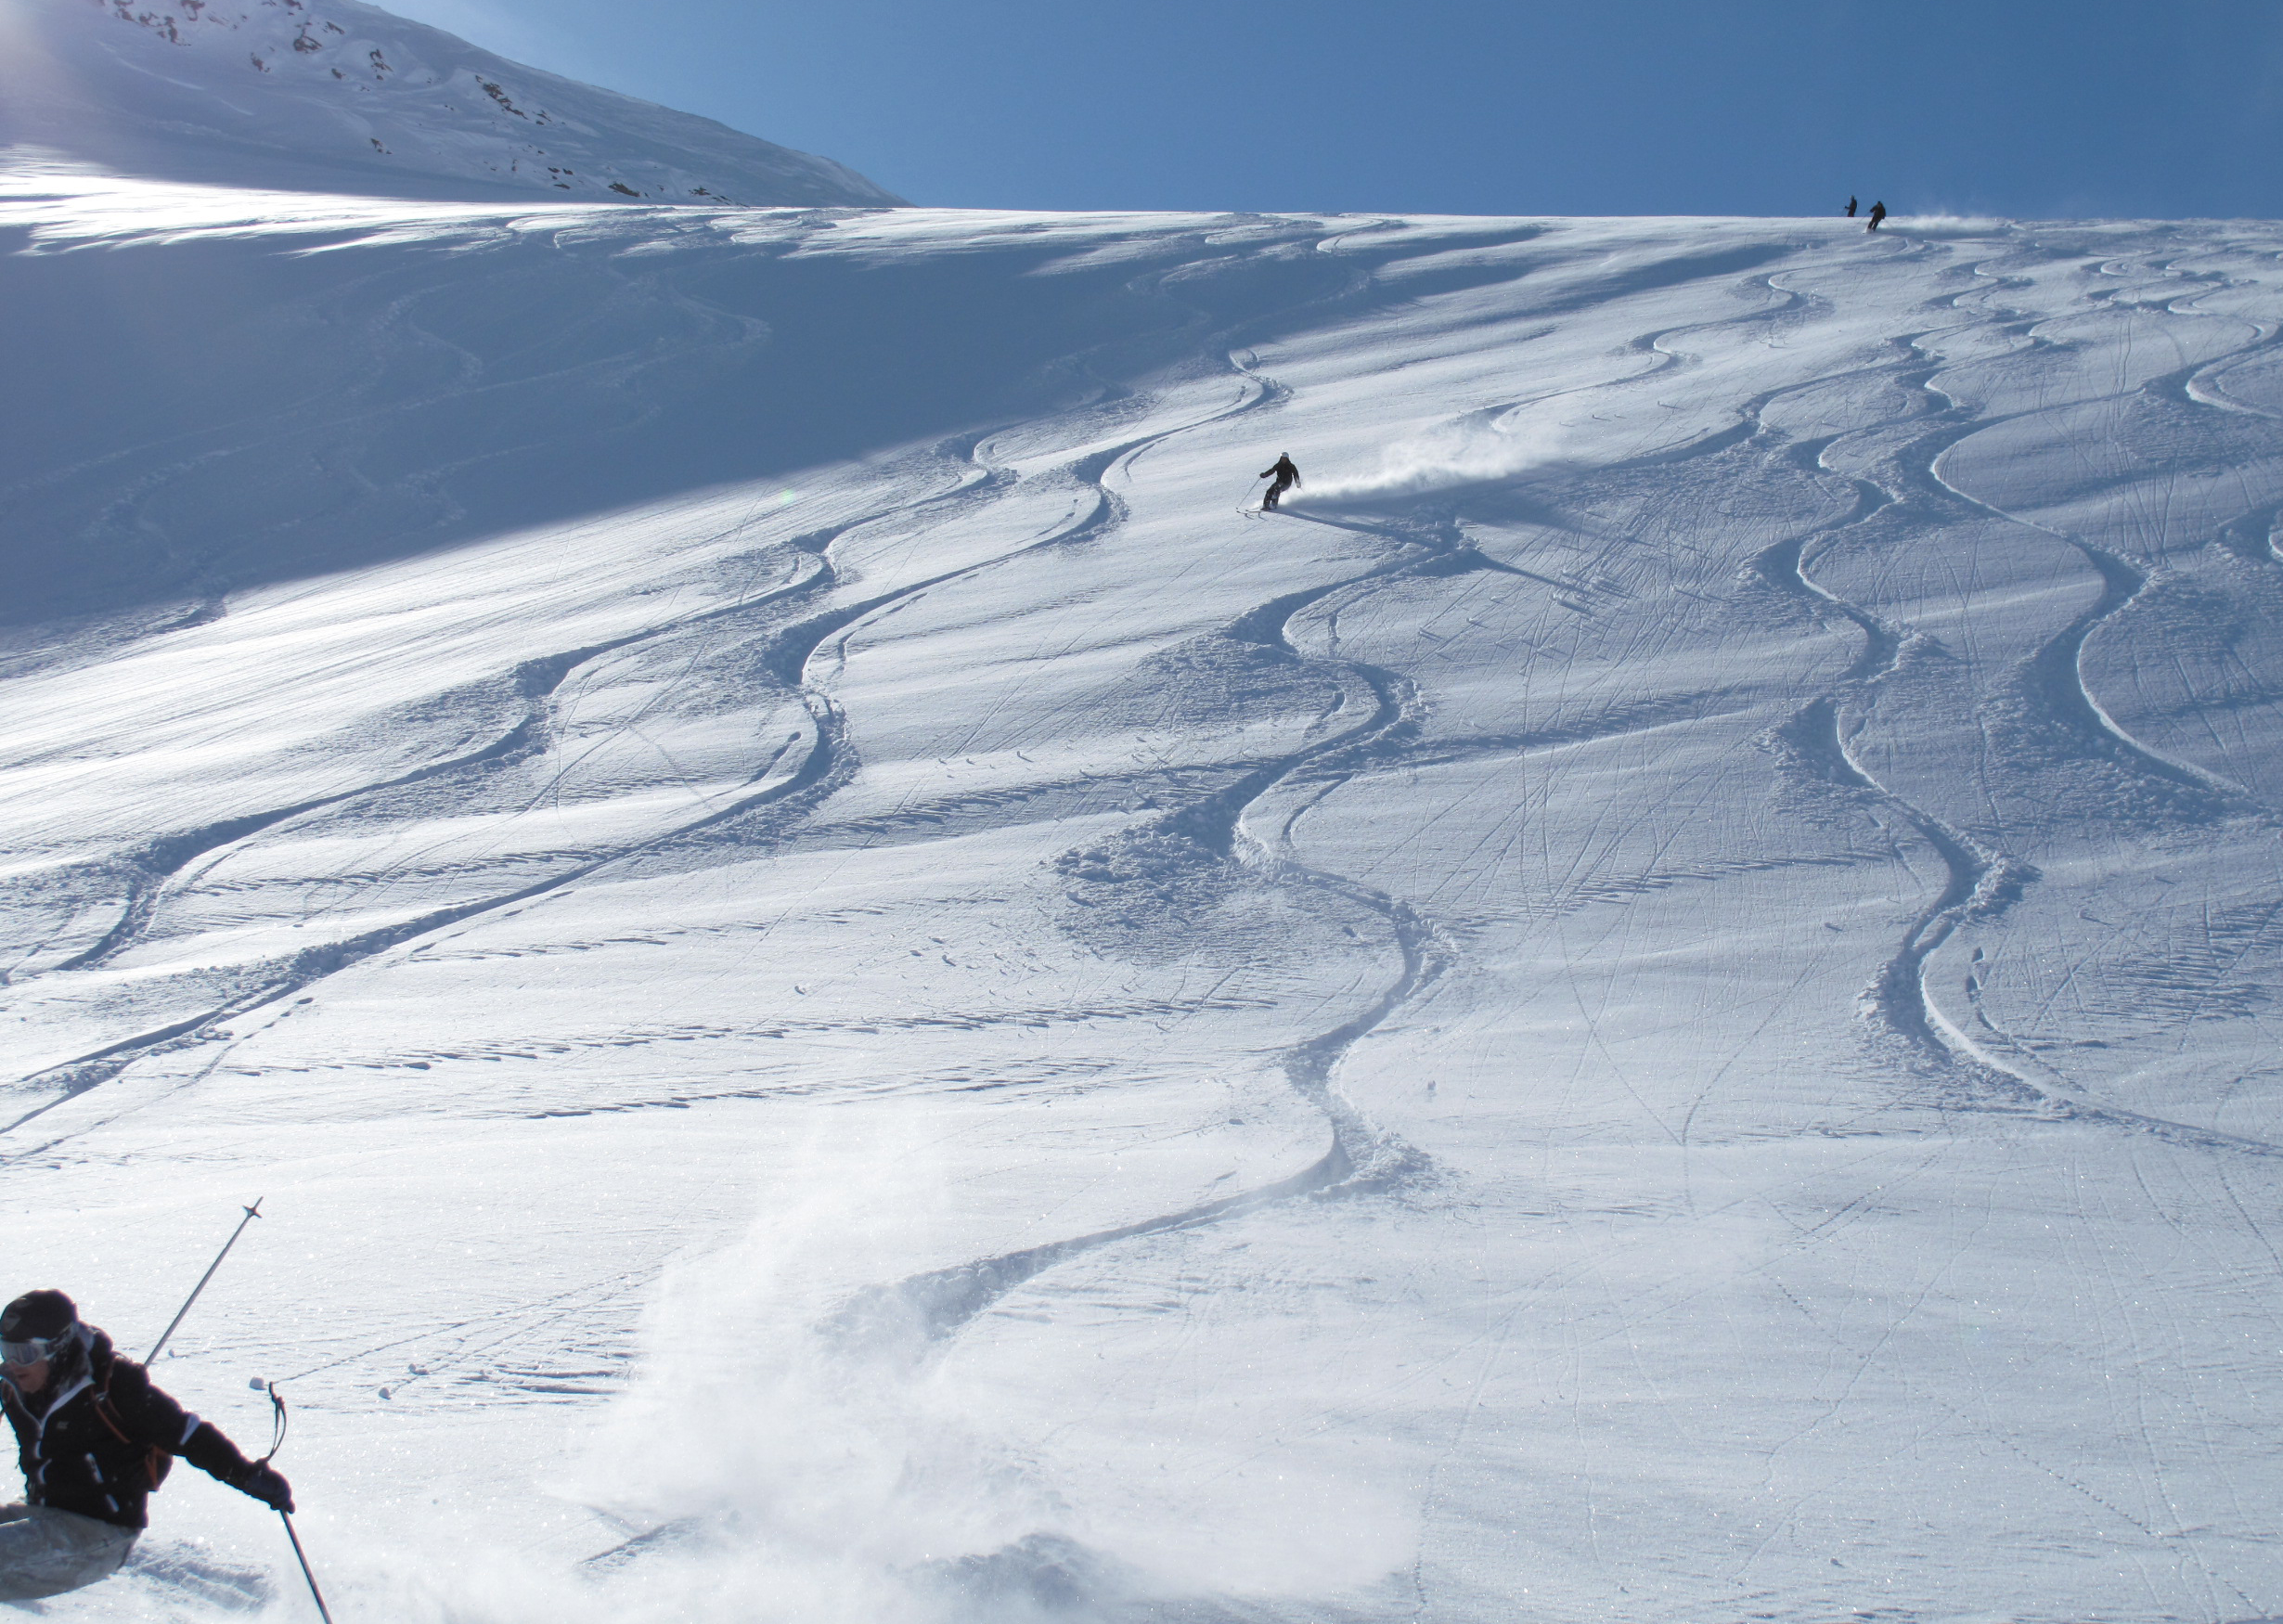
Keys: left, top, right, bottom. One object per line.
{"left": 1, "top": 1326, "right": 259, "bottom": 1529}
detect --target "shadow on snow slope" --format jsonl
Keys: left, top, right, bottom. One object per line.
{"left": 0, "top": 197, "right": 1379, "bottom": 642}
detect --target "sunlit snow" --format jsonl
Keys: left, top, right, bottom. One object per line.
{"left": 5, "top": 156, "right": 2283, "bottom": 1623}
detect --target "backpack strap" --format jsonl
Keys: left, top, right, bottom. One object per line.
{"left": 89, "top": 1364, "right": 171, "bottom": 1492}
{"left": 88, "top": 1366, "right": 128, "bottom": 1442}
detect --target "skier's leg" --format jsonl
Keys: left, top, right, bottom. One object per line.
{"left": 0, "top": 1505, "right": 137, "bottom": 1600}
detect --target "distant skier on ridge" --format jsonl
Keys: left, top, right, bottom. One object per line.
{"left": 1866, "top": 200, "right": 1887, "bottom": 232}
{"left": 0, "top": 1290, "right": 292, "bottom": 1601}
{"left": 1259, "top": 453, "right": 1301, "bottom": 511}
{"left": 1845, "top": 196, "right": 1858, "bottom": 218}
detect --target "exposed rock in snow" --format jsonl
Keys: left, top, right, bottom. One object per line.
{"left": 0, "top": 0, "right": 905, "bottom": 205}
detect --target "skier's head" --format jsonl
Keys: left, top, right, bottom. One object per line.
{"left": 2, "top": 1290, "right": 75, "bottom": 1346}
{"left": 1, "top": 1290, "right": 79, "bottom": 1392}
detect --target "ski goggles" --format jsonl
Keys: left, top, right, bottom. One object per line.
{"left": 0, "top": 1334, "right": 67, "bottom": 1367}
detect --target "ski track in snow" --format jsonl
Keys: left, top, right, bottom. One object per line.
{"left": 9, "top": 187, "right": 2283, "bottom": 1623}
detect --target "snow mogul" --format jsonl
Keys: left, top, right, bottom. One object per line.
{"left": 1259, "top": 453, "right": 1301, "bottom": 510}
{"left": 0, "top": 1290, "right": 292, "bottom": 1601}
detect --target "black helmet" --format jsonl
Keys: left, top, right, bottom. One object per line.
{"left": 1, "top": 1291, "right": 74, "bottom": 1343}
{"left": 0, "top": 1290, "right": 79, "bottom": 1372}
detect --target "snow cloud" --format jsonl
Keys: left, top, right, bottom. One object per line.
{"left": 1886, "top": 213, "right": 2012, "bottom": 238}
{"left": 1283, "top": 415, "right": 1579, "bottom": 507}
{"left": 327, "top": 1108, "right": 1409, "bottom": 1624}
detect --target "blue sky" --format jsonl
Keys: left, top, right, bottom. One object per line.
{"left": 384, "top": 0, "right": 2283, "bottom": 218}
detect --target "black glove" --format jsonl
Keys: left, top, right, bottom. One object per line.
{"left": 236, "top": 1463, "right": 294, "bottom": 1514}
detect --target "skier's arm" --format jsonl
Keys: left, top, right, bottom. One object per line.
{"left": 110, "top": 1361, "right": 295, "bottom": 1510}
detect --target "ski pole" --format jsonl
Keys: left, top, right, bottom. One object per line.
{"left": 279, "top": 1513, "right": 335, "bottom": 1624}
{"left": 262, "top": 1386, "right": 336, "bottom": 1623}
{"left": 146, "top": 1199, "right": 263, "bottom": 1362}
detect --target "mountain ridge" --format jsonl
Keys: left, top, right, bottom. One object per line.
{"left": 0, "top": 0, "right": 907, "bottom": 206}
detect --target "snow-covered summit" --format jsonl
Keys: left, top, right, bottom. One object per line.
{"left": 0, "top": 0, "right": 905, "bottom": 205}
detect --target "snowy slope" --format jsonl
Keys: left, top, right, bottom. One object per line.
{"left": 7, "top": 158, "right": 2283, "bottom": 1624}
{"left": 0, "top": 0, "right": 904, "bottom": 205}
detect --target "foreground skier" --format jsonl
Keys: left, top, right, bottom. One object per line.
{"left": 0, "top": 1290, "right": 291, "bottom": 1601}
{"left": 1259, "top": 452, "right": 1301, "bottom": 510}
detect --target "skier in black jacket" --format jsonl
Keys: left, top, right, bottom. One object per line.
{"left": 1866, "top": 200, "right": 1888, "bottom": 232}
{"left": 0, "top": 1290, "right": 291, "bottom": 1601}
{"left": 1259, "top": 453, "right": 1301, "bottom": 510}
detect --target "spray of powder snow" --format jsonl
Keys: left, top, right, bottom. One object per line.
{"left": 1280, "top": 410, "right": 1586, "bottom": 508}
{"left": 294, "top": 1108, "right": 1409, "bottom": 1624}
{"left": 1881, "top": 213, "right": 2012, "bottom": 238}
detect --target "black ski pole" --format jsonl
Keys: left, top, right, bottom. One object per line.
{"left": 279, "top": 1513, "right": 335, "bottom": 1624}
{"left": 147, "top": 1199, "right": 264, "bottom": 1362}
{"left": 262, "top": 1385, "right": 336, "bottom": 1624}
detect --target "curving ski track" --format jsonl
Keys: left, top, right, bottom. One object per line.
{"left": 13, "top": 197, "right": 2283, "bottom": 1621}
